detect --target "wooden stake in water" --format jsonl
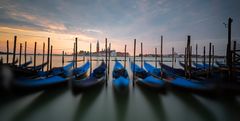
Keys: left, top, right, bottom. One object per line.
{"left": 50, "top": 45, "right": 53, "bottom": 70}
{"left": 189, "top": 46, "right": 192, "bottom": 79}
{"left": 7, "top": 40, "right": 9, "bottom": 64}
{"left": 42, "top": 42, "right": 45, "bottom": 71}
{"left": 124, "top": 44, "right": 127, "bottom": 69}
{"left": 155, "top": 48, "right": 157, "bottom": 68}
{"left": 196, "top": 44, "right": 198, "bottom": 65}
{"left": 62, "top": 51, "right": 64, "bottom": 67}
{"left": 184, "top": 47, "right": 187, "bottom": 77}
{"left": 108, "top": 43, "right": 111, "bottom": 75}
{"left": 24, "top": 41, "right": 27, "bottom": 64}
{"left": 172, "top": 47, "right": 174, "bottom": 68}
{"left": 75, "top": 37, "right": 78, "bottom": 68}
{"left": 160, "top": 36, "right": 163, "bottom": 64}
{"left": 73, "top": 42, "right": 75, "bottom": 68}
{"left": 203, "top": 46, "right": 206, "bottom": 69}
{"left": 133, "top": 39, "right": 136, "bottom": 87}
{"left": 208, "top": 43, "right": 212, "bottom": 77}
{"left": 19, "top": 43, "right": 22, "bottom": 66}
{"left": 12, "top": 36, "right": 17, "bottom": 65}
{"left": 141, "top": 42, "right": 143, "bottom": 68}
{"left": 47, "top": 38, "right": 50, "bottom": 72}
{"left": 212, "top": 45, "right": 215, "bottom": 68}
{"left": 90, "top": 43, "right": 92, "bottom": 73}
{"left": 34, "top": 42, "right": 37, "bottom": 70}
{"left": 105, "top": 38, "right": 108, "bottom": 86}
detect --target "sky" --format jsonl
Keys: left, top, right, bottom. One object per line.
{"left": 0, "top": 0, "right": 240, "bottom": 55}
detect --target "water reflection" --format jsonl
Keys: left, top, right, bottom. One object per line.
{"left": 173, "top": 92, "right": 217, "bottom": 121}
{"left": 138, "top": 87, "right": 167, "bottom": 121}
{"left": 113, "top": 89, "right": 129, "bottom": 121}
{"left": 73, "top": 85, "right": 104, "bottom": 121}
{"left": 10, "top": 87, "right": 67, "bottom": 121}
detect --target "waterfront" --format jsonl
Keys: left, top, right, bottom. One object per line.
{"left": 0, "top": 55, "right": 239, "bottom": 121}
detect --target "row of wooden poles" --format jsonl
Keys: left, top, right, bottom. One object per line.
{"left": 5, "top": 36, "right": 54, "bottom": 72}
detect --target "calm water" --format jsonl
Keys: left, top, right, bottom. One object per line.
{"left": 0, "top": 55, "right": 239, "bottom": 121}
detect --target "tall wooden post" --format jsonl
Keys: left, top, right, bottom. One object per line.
{"left": 24, "top": 41, "right": 27, "bottom": 64}
{"left": 42, "top": 42, "right": 45, "bottom": 71}
{"left": 203, "top": 46, "right": 206, "bottom": 69}
{"left": 73, "top": 42, "right": 75, "bottom": 68}
{"left": 208, "top": 43, "right": 212, "bottom": 77}
{"left": 12, "top": 36, "right": 17, "bottom": 64}
{"left": 226, "top": 17, "right": 233, "bottom": 66}
{"left": 75, "top": 37, "right": 78, "bottom": 68}
{"left": 50, "top": 45, "right": 53, "bottom": 70}
{"left": 90, "top": 43, "right": 92, "bottom": 73}
{"left": 233, "top": 41, "right": 236, "bottom": 81}
{"left": 172, "top": 47, "right": 174, "bottom": 68}
{"left": 47, "top": 38, "right": 50, "bottom": 72}
{"left": 7, "top": 40, "right": 9, "bottom": 64}
{"left": 184, "top": 47, "right": 187, "bottom": 77}
{"left": 196, "top": 44, "right": 198, "bottom": 65}
{"left": 19, "top": 43, "right": 22, "bottom": 66}
{"left": 189, "top": 46, "right": 192, "bottom": 79}
{"left": 155, "top": 48, "right": 157, "bottom": 68}
{"left": 160, "top": 36, "right": 163, "bottom": 64}
{"left": 105, "top": 38, "right": 108, "bottom": 86}
{"left": 212, "top": 45, "right": 215, "bottom": 68}
{"left": 141, "top": 42, "right": 143, "bottom": 68}
{"left": 62, "top": 51, "right": 64, "bottom": 67}
{"left": 108, "top": 43, "right": 111, "bottom": 75}
{"left": 34, "top": 42, "right": 37, "bottom": 70}
{"left": 124, "top": 44, "right": 127, "bottom": 69}
{"left": 133, "top": 39, "right": 136, "bottom": 87}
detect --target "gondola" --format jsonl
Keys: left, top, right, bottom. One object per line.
{"left": 112, "top": 60, "right": 129, "bottom": 91}
{"left": 215, "top": 60, "right": 227, "bottom": 67}
{"left": 160, "top": 63, "right": 215, "bottom": 93}
{"left": 131, "top": 62, "right": 165, "bottom": 90}
{"left": 19, "top": 60, "right": 33, "bottom": 68}
{"left": 72, "top": 61, "right": 106, "bottom": 92}
{"left": 12, "top": 61, "right": 88, "bottom": 92}
{"left": 179, "top": 61, "right": 200, "bottom": 71}
{"left": 144, "top": 61, "right": 165, "bottom": 78}
{"left": 192, "top": 61, "right": 209, "bottom": 70}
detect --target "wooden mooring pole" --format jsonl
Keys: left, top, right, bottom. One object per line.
{"left": 172, "top": 47, "right": 174, "bottom": 68}
{"left": 6, "top": 40, "right": 9, "bottom": 64}
{"left": 19, "top": 43, "right": 22, "bottom": 66}
{"left": 12, "top": 36, "right": 17, "bottom": 65}
{"left": 108, "top": 43, "right": 111, "bottom": 75}
{"left": 141, "top": 42, "right": 143, "bottom": 68}
{"left": 24, "top": 41, "right": 27, "bottom": 64}
{"left": 42, "top": 42, "right": 45, "bottom": 71}
{"left": 50, "top": 45, "right": 53, "bottom": 70}
{"left": 155, "top": 48, "right": 157, "bottom": 68}
{"left": 90, "top": 43, "right": 92, "bottom": 73}
{"left": 133, "top": 39, "right": 136, "bottom": 87}
{"left": 203, "top": 46, "right": 206, "bottom": 70}
{"left": 105, "top": 38, "right": 108, "bottom": 86}
{"left": 75, "top": 37, "right": 78, "bottom": 68}
{"left": 124, "top": 44, "right": 127, "bottom": 69}
{"left": 47, "top": 38, "right": 50, "bottom": 72}
{"left": 34, "top": 42, "right": 37, "bottom": 70}
{"left": 208, "top": 43, "right": 212, "bottom": 77}
{"left": 62, "top": 51, "right": 64, "bottom": 67}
